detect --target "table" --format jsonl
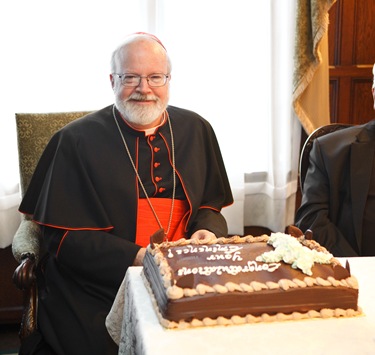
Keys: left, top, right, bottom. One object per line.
{"left": 106, "top": 257, "right": 375, "bottom": 355}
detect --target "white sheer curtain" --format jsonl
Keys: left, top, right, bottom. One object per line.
{"left": 0, "top": 0, "right": 300, "bottom": 247}
{"left": 154, "top": 0, "right": 300, "bottom": 233}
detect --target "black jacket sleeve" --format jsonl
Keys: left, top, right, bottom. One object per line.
{"left": 42, "top": 226, "right": 141, "bottom": 289}
{"left": 295, "top": 140, "right": 358, "bottom": 256}
{"left": 187, "top": 208, "right": 228, "bottom": 238}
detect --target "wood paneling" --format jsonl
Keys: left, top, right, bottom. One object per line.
{"left": 354, "top": 1, "right": 375, "bottom": 63}
{"left": 328, "top": 0, "right": 375, "bottom": 124}
{"left": 296, "top": 1, "right": 374, "bottom": 212}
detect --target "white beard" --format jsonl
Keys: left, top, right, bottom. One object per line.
{"left": 115, "top": 93, "right": 168, "bottom": 126}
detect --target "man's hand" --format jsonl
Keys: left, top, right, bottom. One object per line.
{"left": 133, "top": 248, "right": 146, "bottom": 266}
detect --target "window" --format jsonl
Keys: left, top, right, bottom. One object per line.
{"left": 1, "top": 0, "right": 301, "bottom": 242}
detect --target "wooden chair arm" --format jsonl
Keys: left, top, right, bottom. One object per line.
{"left": 13, "top": 252, "right": 36, "bottom": 290}
{"left": 13, "top": 252, "right": 39, "bottom": 340}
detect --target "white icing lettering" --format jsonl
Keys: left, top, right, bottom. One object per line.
{"left": 169, "top": 244, "right": 244, "bottom": 262}
{"left": 232, "top": 251, "right": 242, "bottom": 261}
{"left": 177, "top": 262, "right": 281, "bottom": 277}
{"left": 169, "top": 243, "right": 282, "bottom": 277}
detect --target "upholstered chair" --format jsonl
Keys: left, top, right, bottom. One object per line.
{"left": 12, "top": 111, "right": 92, "bottom": 340}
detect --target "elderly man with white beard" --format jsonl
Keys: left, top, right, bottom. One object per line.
{"left": 18, "top": 33, "right": 233, "bottom": 354}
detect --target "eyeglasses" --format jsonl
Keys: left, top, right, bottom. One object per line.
{"left": 113, "top": 73, "right": 170, "bottom": 87}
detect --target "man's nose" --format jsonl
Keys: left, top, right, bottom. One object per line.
{"left": 136, "top": 77, "right": 152, "bottom": 92}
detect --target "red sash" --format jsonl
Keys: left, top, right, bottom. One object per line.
{"left": 135, "top": 198, "right": 189, "bottom": 247}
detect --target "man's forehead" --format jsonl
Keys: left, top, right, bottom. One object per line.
{"left": 132, "top": 32, "right": 167, "bottom": 51}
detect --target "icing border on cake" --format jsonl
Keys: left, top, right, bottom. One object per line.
{"left": 147, "top": 234, "right": 359, "bottom": 302}
{"left": 141, "top": 271, "right": 362, "bottom": 330}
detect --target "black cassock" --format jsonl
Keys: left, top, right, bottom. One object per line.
{"left": 19, "top": 104, "right": 233, "bottom": 354}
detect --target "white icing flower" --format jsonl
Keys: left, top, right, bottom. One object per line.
{"left": 256, "top": 232, "right": 333, "bottom": 276}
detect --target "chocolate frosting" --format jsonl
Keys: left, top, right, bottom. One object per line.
{"left": 143, "top": 235, "right": 359, "bottom": 325}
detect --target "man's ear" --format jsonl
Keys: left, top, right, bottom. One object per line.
{"left": 110, "top": 74, "right": 115, "bottom": 90}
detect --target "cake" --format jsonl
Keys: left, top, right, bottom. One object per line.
{"left": 142, "top": 231, "right": 361, "bottom": 329}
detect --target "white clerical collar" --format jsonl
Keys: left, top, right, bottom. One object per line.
{"left": 143, "top": 114, "right": 167, "bottom": 136}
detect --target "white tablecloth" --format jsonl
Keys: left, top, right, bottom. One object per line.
{"left": 106, "top": 257, "right": 375, "bottom": 355}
